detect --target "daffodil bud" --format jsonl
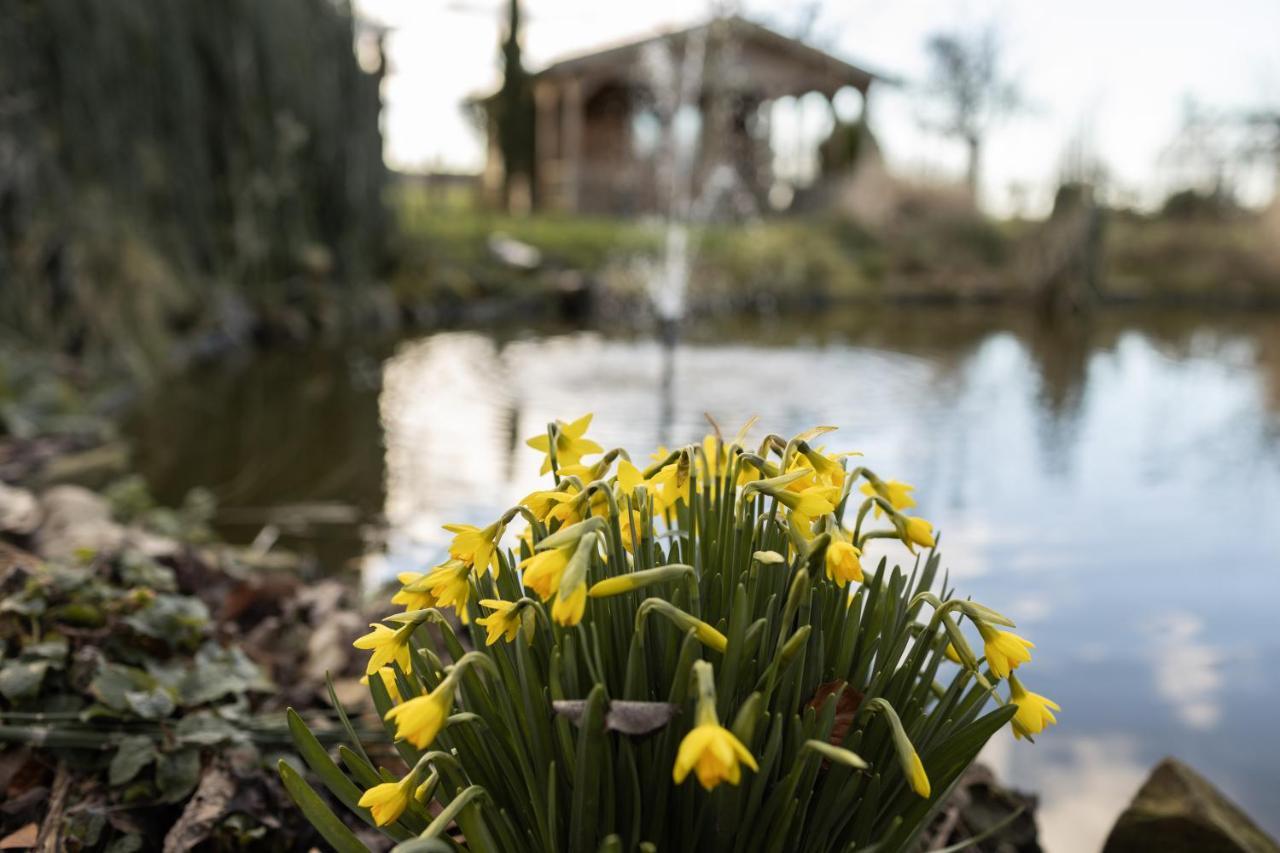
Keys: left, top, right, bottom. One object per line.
{"left": 589, "top": 563, "right": 693, "bottom": 598}
{"left": 864, "top": 697, "right": 931, "bottom": 798}
{"left": 636, "top": 599, "right": 727, "bottom": 652}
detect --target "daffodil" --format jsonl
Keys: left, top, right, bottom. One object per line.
{"left": 360, "top": 666, "right": 403, "bottom": 703}
{"left": 526, "top": 413, "right": 603, "bottom": 475}
{"left": 520, "top": 544, "right": 572, "bottom": 601}
{"left": 978, "top": 622, "right": 1034, "bottom": 679}
{"left": 476, "top": 599, "right": 524, "bottom": 645}
{"left": 825, "top": 537, "right": 864, "bottom": 586}
{"left": 772, "top": 481, "right": 839, "bottom": 519}
{"left": 799, "top": 444, "right": 846, "bottom": 489}
{"left": 444, "top": 522, "right": 501, "bottom": 575}
{"left": 385, "top": 679, "right": 456, "bottom": 749}
{"left": 352, "top": 622, "right": 413, "bottom": 675}
{"left": 358, "top": 772, "right": 416, "bottom": 826}
{"left": 1009, "top": 674, "right": 1059, "bottom": 739}
{"left": 391, "top": 571, "right": 435, "bottom": 611}
{"left": 551, "top": 578, "right": 588, "bottom": 626}
{"left": 894, "top": 515, "right": 935, "bottom": 552}
{"left": 520, "top": 487, "right": 579, "bottom": 522}
{"left": 422, "top": 560, "right": 473, "bottom": 623}
{"left": 906, "top": 749, "right": 931, "bottom": 798}
{"left": 615, "top": 458, "right": 645, "bottom": 493}
{"left": 673, "top": 661, "right": 758, "bottom": 790}
{"left": 700, "top": 434, "right": 727, "bottom": 480}
{"left": 860, "top": 477, "right": 916, "bottom": 517}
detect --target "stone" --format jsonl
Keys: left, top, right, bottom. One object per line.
{"left": 1102, "top": 757, "right": 1280, "bottom": 853}
{"left": 35, "top": 485, "right": 125, "bottom": 561}
{"left": 0, "top": 482, "right": 41, "bottom": 535}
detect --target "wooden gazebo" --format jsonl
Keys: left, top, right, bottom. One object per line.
{"left": 480, "top": 16, "right": 885, "bottom": 215}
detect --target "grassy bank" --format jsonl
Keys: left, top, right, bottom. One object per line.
{"left": 392, "top": 185, "right": 1280, "bottom": 315}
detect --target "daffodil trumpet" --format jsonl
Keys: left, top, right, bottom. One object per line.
{"left": 673, "top": 661, "right": 759, "bottom": 790}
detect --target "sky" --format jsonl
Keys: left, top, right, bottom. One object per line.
{"left": 353, "top": 0, "right": 1280, "bottom": 216}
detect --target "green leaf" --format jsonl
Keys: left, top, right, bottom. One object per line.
{"left": 155, "top": 747, "right": 201, "bottom": 803}
{"left": 124, "top": 687, "right": 175, "bottom": 719}
{"left": 109, "top": 734, "right": 157, "bottom": 786}
{"left": 569, "top": 685, "right": 608, "bottom": 853}
{"left": 277, "top": 760, "right": 371, "bottom": 853}
{"left": 0, "top": 659, "right": 49, "bottom": 700}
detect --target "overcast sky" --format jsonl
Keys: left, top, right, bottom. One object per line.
{"left": 354, "top": 0, "right": 1280, "bottom": 215}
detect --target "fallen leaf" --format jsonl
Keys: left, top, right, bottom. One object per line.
{"left": 0, "top": 823, "right": 38, "bottom": 850}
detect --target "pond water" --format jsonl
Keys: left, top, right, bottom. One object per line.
{"left": 126, "top": 307, "right": 1280, "bottom": 851}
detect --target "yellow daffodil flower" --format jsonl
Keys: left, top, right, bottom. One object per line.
{"left": 825, "top": 538, "right": 864, "bottom": 586}
{"left": 520, "top": 544, "right": 572, "bottom": 601}
{"left": 1009, "top": 674, "right": 1060, "bottom": 739}
{"left": 357, "top": 772, "right": 416, "bottom": 826}
{"left": 551, "top": 578, "right": 588, "bottom": 626}
{"left": 800, "top": 445, "right": 846, "bottom": 489}
{"left": 476, "top": 599, "right": 523, "bottom": 645}
{"left": 616, "top": 458, "right": 644, "bottom": 493}
{"left": 390, "top": 571, "right": 435, "bottom": 611}
{"left": 673, "top": 661, "right": 759, "bottom": 790}
{"left": 352, "top": 622, "right": 413, "bottom": 675}
{"left": 906, "top": 749, "right": 931, "bottom": 797}
{"left": 700, "top": 434, "right": 727, "bottom": 480}
{"left": 526, "top": 413, "right": 603, "bottom": 475}
{"left": 978, "top": 622, "right": 1034, "bottom": 679}
{"left": 360, "top": 666, "right": 403, "bottom": 703}
{"left": 773, "top": 481, "right": 839, "bottom": 519}
{"left": 897, "top": 515, "right": 935, "bottom": 552}
{"left": 422, "top": 560, "right": 473, "bottom": 623}
{"left": 443, "top": 522, "right": 501, "bottom": 575}
{"left": 860, "top": 478, "right": 917, "bottom": 518}
{"left": 674, "top": 721, "right": 759, "bottom": 790}
{"left": 385, "top": 679, "right": 455, "bottom": 749}
{"left": 520, "top": 488, "right": 578, "bottom": 521}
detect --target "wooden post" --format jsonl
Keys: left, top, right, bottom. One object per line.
{"left": 534, "top": 81, "right": 559, "bottom": 211}
{"left": 561, "top": 76, "right": 584, "bottom": 212}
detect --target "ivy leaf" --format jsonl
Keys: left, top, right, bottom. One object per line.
{"left": 156, "top": 748, "right": 202, "bottom": 804}
{"left": 124, "top": 687, "right": 176, "bottom": 720}
{"left": 109, "top": 735, "right": 157, "bottom": 786}
{"left": 0, "top": 660, "right": 49, "bottom": 700}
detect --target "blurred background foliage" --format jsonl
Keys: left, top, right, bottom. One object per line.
{"left": 0, "top": 0, "right": 386, "bottom": 378}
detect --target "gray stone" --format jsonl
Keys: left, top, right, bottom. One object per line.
{"left": 1102, "top": 757, "right": 1280, "bottom": 853}
{"left": 35, "top": 485, "right": 125, "bottom": 561}
{"left": 0, "top": 482, "right": 42, "bottom": 535}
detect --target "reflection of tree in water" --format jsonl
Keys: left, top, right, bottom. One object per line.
{"left": 124, "top": 345, "right": 390, "bottom": 567}
{"left": 1021, "top": 316, "right": 1092, "bottom": 477}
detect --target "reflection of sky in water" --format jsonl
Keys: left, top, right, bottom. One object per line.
{"left": 365, "top": 323, "right": 1280, "bottom": 849}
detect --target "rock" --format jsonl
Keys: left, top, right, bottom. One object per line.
{"left": 1102, "top": 757, "right": 1280, "bottom": 853}
{"left": 34, "top": 485, "right": 125, "bottom": 561}
{"left": 0, "top": 482, "right": 42, "bottom": 535}
{"left": 920, "top": 763, "right": 1041, "bottom": 853}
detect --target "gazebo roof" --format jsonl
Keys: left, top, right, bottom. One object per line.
{"left": 534, "top": 15, "right": 892, "bottom": 99}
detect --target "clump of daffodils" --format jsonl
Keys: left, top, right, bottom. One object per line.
{"left": 283, "top": 416, "right": 1057, "bottom": 851}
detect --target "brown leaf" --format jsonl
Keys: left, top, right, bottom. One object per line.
{"left": 805, "top": 680, "right": 864, "bottom": 747}
{"left": 0, "top": 824, "right": 38, "bottom": 850}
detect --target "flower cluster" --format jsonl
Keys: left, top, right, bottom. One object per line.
{"left": 308, "top": 416, "right": 1057, "bottom": 849}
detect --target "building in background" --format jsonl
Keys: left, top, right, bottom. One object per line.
{"left": 474, "top": 15, "right": 886, "bottom": 217}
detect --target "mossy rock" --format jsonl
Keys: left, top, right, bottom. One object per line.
{"left": 1102, "top": 757, "right": 1280, "bottom": 853}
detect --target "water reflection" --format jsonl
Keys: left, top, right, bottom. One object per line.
{"left": 127, "top": 309, "right": 1280, "bottom": 846}
{"left": 982, "top": 732, "right": 1149, "bottom": 853}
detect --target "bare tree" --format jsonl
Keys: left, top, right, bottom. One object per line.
{"left": 919, "top": 23, "right": 1023, "bottom": 200}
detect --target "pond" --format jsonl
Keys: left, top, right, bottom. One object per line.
{"left": 126, "top": 307, "right": 1280, "bottom": 851}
